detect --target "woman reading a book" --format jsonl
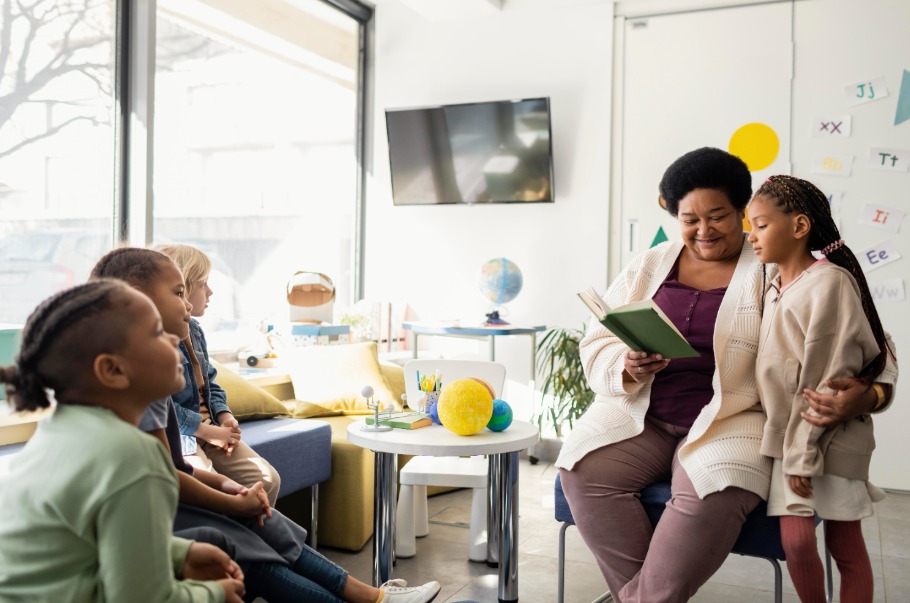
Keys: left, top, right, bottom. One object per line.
{"left": 556, "top": 147, "right": 897, "bottom": 603}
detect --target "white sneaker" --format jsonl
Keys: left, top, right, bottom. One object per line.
{"left": 380, "top": 579, "right": 441, "bottom": 603}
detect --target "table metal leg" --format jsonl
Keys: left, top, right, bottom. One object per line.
{"left": 412, "top": 333, "right": 419, "bottom": 359}
{"left": 309, "top": 484, "right": 319, "bottom": 550}
{"left": 529, "top": 332, "right": 537, "bottom": 385}
{"left": 487, "top": 454, "right": 501, "bottom": 567}
{"left": 497, "top": 450, "right": 520, "bottom": 602}
{"left": 372, "top": 451, "right": 397, "bottom": 586}
{"left": 489, "top": 334, "right": 496, "bottom": 361}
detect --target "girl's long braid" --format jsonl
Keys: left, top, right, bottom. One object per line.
{"left": 0, "top": 280, "right": 126, "bottom": 412}
{"left": 756, "top": 175, "right": 889, "bottom": 380}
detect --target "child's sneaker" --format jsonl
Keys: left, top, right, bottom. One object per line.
{"left": 380, "top": 579, "right": 441, "bottom": 603}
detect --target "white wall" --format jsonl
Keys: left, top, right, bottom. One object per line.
{"left": 364, "top": 0, "right": 615, "bottom": 385}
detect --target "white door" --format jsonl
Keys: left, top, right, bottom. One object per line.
{"left": 616, "top": 2, "right": 793, "bottom": 269}
{"left": 791, "top": 0, "right": 910, "bottom": 490}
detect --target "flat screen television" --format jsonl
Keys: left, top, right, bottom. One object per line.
{"left": 385, "top": 97, "right": 554, "bottom": 205}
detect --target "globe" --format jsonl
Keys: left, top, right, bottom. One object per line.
{"left": 478, "top": 258, "right": 523, "bottom": 305}
{"left": 487, "top": 399, "right": 513, "bottom": 432}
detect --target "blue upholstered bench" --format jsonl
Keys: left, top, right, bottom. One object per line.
{"left": 554, "top": 474, "right": 833, "bottom": 603}
{"left": 0, "top": 416, "right": 332, "bottom": 547}
{"left": 242, "top": 417, "right": 332, "bottom": 546}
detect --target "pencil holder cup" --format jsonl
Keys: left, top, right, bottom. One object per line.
{"left": 424, "top": 390, "right": 441, "bottom": 424}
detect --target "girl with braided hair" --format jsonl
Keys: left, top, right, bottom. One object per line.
{"left": 0, "top": 280, "right": 245, "bottom": 602}
{"left": 748, "top": 175, "right": 894, "bottom": 603}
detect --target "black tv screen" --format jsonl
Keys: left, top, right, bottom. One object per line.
{"left": 385, "top": 97, "right": 554, "bottom": 205}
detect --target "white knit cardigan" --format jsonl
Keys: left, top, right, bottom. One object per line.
{"left": 556, "top": 237, "right": 773, "bottom": 500}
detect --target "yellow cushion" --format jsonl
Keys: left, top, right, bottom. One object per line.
{"left": 379, "top": 360, "right": 407, "bottom": 405}
{"left": 284, "top": 342, "right": 398, "bottom": 413}
{"left": 211, "top": 360, "right": 290, "bottom": 421}
{"left": 289, "top": 399, "right": 343, "bottom": 419}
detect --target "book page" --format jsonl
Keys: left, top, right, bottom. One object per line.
{"left": 577, "top": 287, "right": 609, "bottom": 317}
{"left": 645, "top": 302, "right": 689, "bottom": 340}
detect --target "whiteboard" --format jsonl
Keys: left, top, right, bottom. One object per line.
{"left": 616, "top": 0, "right": 910, "bottom": 489}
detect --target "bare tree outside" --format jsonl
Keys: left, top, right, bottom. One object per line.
{"left": 0, "top": 0, "right": 115, "bottom": 324}
{"left": 0, "top": 0, "right": 112, "bottom": 162}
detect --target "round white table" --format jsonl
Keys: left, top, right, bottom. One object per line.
{"left": 347, "top": 419, "right": 539, "bottom": 602}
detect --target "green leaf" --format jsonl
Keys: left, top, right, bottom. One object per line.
{"left": 534, "top": 324, "right": 594, "bottom": 438}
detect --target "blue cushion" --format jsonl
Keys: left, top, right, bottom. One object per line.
{"left": 554, "top": 474, "right": 785, "bottom": 560}
{"left": 243, "top": 418, "right": 332, "bottom": 498}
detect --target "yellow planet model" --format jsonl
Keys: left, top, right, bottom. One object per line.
{"left": 437, "top": 378, "right": 494, "bottom": 436}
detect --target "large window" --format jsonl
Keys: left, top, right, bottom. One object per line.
{"left": 152, "top": 0, "right": 361, "bottom": 350}
{"left": 0, "top": 0, "right": 116, "bottom": 324}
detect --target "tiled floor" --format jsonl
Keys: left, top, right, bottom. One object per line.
{"left": 321, "top": 458, "right": 910, "bottom": 602}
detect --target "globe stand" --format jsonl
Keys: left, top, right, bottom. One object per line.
{"left": 484, "top": 309, "right": 509, "bottom": 326}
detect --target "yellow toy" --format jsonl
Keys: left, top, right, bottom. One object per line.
{"left": 437, "top": 378, "right": 494, "bottom": 436}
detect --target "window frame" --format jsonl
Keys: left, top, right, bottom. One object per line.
{"left": 117, "top": 0, "right": 373, "bottom": 299}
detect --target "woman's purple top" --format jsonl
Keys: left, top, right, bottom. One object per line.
{"left": 647, "top": 259, "right": 726, "bottom": 428}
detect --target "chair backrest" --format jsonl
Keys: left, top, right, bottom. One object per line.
{"left": 402, "top": 359, "right": 506, "bottom": 407}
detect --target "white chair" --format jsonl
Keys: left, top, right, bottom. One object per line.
{"left": 397, "top": 359, "right": 506, "bottom": 562}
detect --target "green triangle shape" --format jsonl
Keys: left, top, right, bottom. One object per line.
{"left": 650, "top": 226, "right": 669, "bottom": 248}
{"left": 895, "top": 69, "right": 910, "bottom": 126}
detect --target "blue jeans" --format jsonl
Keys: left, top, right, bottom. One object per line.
{"left": 245, "top": 544, "right": 349, "bottom": 603}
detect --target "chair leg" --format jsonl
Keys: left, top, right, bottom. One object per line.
{"left": 468, "top": 486, "right": 488, "bottom": 562}
{"left": 559, "top": 522, "right": 614, "bottom": 603}
{"left": 396, "top": 484, "right": 417, "bottom": 558}
{"left": 413, "top": 484, "right": 429, "bottom": 537}
{"left": 558, "top": 522, "right": 568, "bottom": 603}
{"left": 761, "top": 557, "right": 783, "bottom": 603}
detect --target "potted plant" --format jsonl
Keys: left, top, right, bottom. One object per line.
{"left": 530, "top": 325, "right": 595, "bottom": 463}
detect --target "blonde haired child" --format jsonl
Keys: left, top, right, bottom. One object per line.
{"left": 0, "top": 280, "right": 244, "bottom": 602}
{"left": 748, "top": 175, "right": 895, "bottom": 602}
{"left": 155, "top": 243, "right": 281, "bottom": 505}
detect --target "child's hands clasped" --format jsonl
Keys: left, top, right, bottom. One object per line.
{"left": 788, "top": 475, "right": 813, "bottom": 498}
{"left": 218, "top": 578, "right": 246, "bottom": 603}
{"left": 212, "top": 412, "right": 242, "bottom": 456}
{"left": 229, "top": 481, "right": 272, "bottom": 527}
{"left": 218, "top": 412, "right": 241, "bottom": 432}
{"left": 202, "top": 422, "right": 242, "bottom": 456}
{"left": 183, "top": 541, "right": 245, "bottom": 601}
{"left": 183, "top": 541, "right": 244, "bottom": 582}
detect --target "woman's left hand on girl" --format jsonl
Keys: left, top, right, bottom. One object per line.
{"left": 788, "top": 475, "right": 813, "bottom": 498}
{"left": 801, "top": 377, "right": 877, "bottom": 428}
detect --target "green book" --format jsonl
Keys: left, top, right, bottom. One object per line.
{"left": 365, "top": 411, "right": 433, "bottom": 430}
{"left": 578, "top": 287, "right": 699, "bottom": 359}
